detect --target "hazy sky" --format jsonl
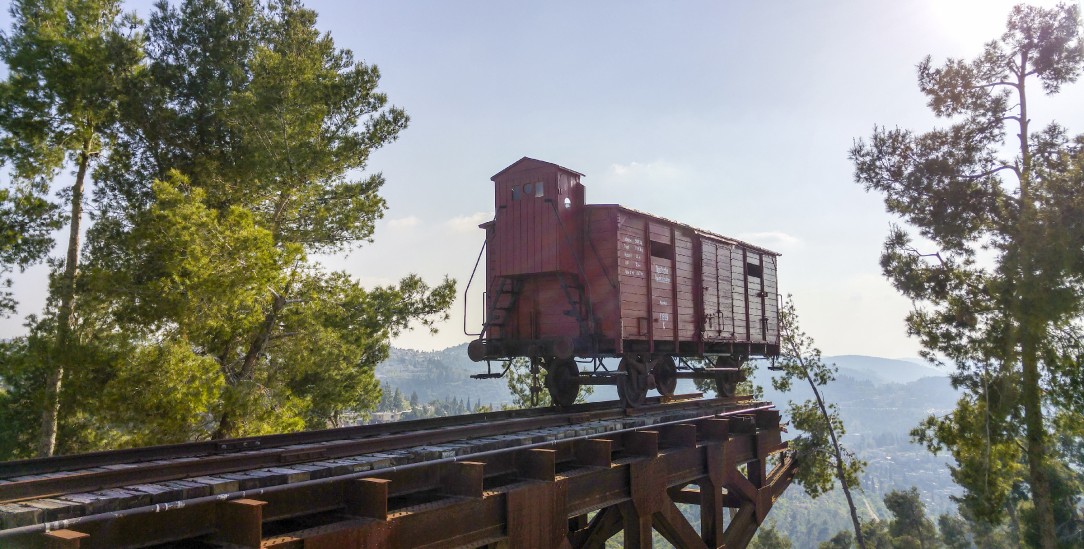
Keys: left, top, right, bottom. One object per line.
{"left": 2, "top": 0, "right": 1083, "bottom": 358}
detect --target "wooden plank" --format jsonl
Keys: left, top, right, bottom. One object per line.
{"left": 215, "top": 498, "right": 266, "bottom": 548}
{"left": 346, "top": 478, "right": 390, "bottom": 520}
{"left": 44, "top": 530, "right": 89, "bottom": 549}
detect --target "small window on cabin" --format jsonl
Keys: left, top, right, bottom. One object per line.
{"left": 563, "top": 197, "right": 572, "bottom": 209}
{"left": 523, "top": 183, "right": 533, "bottom": 196}
{"left": 512, "top": 186, "right": 521, "bottom": 201}
{"left": 534, "top": 182, "right": 544, "bottom": 197}
{"left": 746, "top": 262, "right": 763, "bottom": 278}
{"left": 650, "top": 241, "right": 674, "bottom": 260}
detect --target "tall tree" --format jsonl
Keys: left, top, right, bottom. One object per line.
{"left": 773, "top": 296, "right": 867, "bottom": 549}
{"left": 74, "top": 0, "right": 456, "bottom": 441}
{"left": 850, "top": 5, "right": 1084, "bottom": 547}
{"left": 0, "top": 0, "right": 142, "bottom": 456}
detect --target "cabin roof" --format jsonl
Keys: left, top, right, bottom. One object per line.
{"left": 490, "top": 156, "right": 586, "bottom": 181}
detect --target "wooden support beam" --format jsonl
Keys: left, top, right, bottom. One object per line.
{"left": 346, "top": 478, "right": 391, "bottom": 520}
{"left": 446, "top": 461, "right": 486, "bottom": 498}
{"left": 653, "top": 495, "right": 709, "bottom": 549}
{"left": 43, "top": 529, "right": 89, "bottom": 549}
{"left": 215, "top": 498, "right": 267, "bottom": 548}
{"left": 756, "top": 428, "right": 784, "bottom": 458}
{"left": 574, "top": 438, "right": 612, "bottom": 467}
{"left": 520, "top": 448, "right": 557, "bottom": 482}
{"left": 659, "top": 424, "right": 698, "bottom": 448}
{"left": 670, "top": 485, "right": 701, "bottom": 505}
{"left": 569, "top": 513, "right": 589, "bottom": 531}
{"left": 756, "top": 487, "right": 773, "bottom": 525}
{"left": 623, "top": 430, "right": 658, "bottom": 458}
{"left": 754, "top": 409, "right": 781, "bottom": 429}
{"left": 619, "top": 501, "right": 653, "bottom": 549}
{"left": 728, "top": 415, "right": 756, "bottom": 434}
{"left": 629, "top": 459, "right": 666, "bottom": 518}
{"left": 700, "top": 440, "right": 728, "bottom": 547}
{"left": 722, "top": 502, "right": 758, "bottom": 548}
{"left": 507, "top": 480, "right": 568, "bottom": 549}
{"left": 700, "top": 418, "right": 729, "bottom": 441}
{"left": 571, "top": 504, "right": 623, "bottom": 549}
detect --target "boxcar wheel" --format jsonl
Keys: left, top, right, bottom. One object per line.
{"left": 713, "top": 355, "right": 746, "bottom": 398}
{"left": 651, "top": 356, "right": 678, "bottom": 397}
{"left": 617, "top": 356, "right": 649, "bottom": 407}
{"left": 545, "top": 358, "right": 580, "bottom": 407}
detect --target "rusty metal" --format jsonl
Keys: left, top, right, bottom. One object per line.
{"left": 1, "top": 399, "right": 795, "bottom": 548}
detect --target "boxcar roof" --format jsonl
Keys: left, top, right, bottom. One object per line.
{"left": 596, "top": 204, "right": 781, "bottom": 257}
{"left": 490, "top": 156, "right": 586, "bottom": 180}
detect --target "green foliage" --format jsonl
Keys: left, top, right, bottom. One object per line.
{"left": 0, "top": 180, "right": 61, "bottom": 315}
{"left": 819, "top": 530, "right": 853, "bottom": 549}
{"left": 0, "top": 0, "right": 141, "bottom": 178}
{"left": 0, "top": 0, "right": 455, "bottom": 455}
{"left": 884, "top": 488, "right": 940, "bottom": 549}
{"left": 860, "top": 519, "right": 895, "bottom": 549}
{"left": 751, "top": 522, "right": 793, "bottom": 549}
{"left": 850, "top": 4, "right": 1084, "bottom": 545}
{"left": 911, "top": 388, "right": 1023, "bottom": 521}
{"left": 938, "top": 513, "right": 974, "bottom": 549}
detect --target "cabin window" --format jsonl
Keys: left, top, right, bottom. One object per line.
{"left": 650, "top": 241, "right": 674, "bottom": 260}
{"left": 563, "top": 197, "right": 572, "bottom": 209}
{"left": 746, "top": 262, "right": 763, "bottom": 278}
{"left": 534, "top": 182, "right": 544, "bottom": 197}
{"left": 512, "top": 186, "right": 521, "bottom": 201}
{"left": 523, "top": 183, "right": 533, "bottom": 196}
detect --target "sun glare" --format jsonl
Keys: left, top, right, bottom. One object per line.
{"left": 923, "top": 0, "right": 1076, "bottom": 53}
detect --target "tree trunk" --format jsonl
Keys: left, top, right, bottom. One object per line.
{"left": 1021, "top": 336, "right": 1056, "bottom": 549}
{"left": 1014, "top": 59, "right": 1057, "bottom": 549}
{"left": 210, "top": 290, "right": 287, "bottom": 439}
{"left": 38, "top": 142, "right": 90, "bottom": 457}
{"left": 1005, "top": 496, "right": 1022, "bottom": 548}
{"left": 804, "top": 368, "right": 868, "bottom": 549}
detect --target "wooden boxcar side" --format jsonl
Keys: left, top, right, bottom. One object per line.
{"left": 582, "top": 206, "right": 780, "bottom": 357}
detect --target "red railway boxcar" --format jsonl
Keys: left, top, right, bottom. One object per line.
{"left": 466, "top": 157, "right": 780, "bottom": 406}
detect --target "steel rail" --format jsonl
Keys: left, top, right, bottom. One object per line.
{"left": 0, "top": 403, "right": 777, "bottom": 541}
{"left": 0, "top": 393, "right": 702, "bottom": 479}
{"left": 0, "top": 394, "right": 722, "bottom": 503}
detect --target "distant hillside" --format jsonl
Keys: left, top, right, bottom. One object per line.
{"left": 827, "top": 355, "right": 947, "bottom": 385}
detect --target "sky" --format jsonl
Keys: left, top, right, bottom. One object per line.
{"left": 2, "top": 0, "right": 1083, "bottom": 358}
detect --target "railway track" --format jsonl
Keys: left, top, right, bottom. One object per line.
{"left": 1, "top": 393, "right": 705, "bottom": 481}
{"left": 0, "top": 393, "right": 736, "bottom": 505}
{"left": 1, "top": 394, "right": 791, "bottom": 548}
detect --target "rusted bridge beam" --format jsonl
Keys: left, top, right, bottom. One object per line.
{"left": 2, "top": 403, "right": 794, "bottom": 548}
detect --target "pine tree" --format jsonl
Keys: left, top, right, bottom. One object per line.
{"left": 0, "top": 0, "right": 142, "bottom": 456}
{"left": 851, "top": 5, "right": 1084, "bottom": 547}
